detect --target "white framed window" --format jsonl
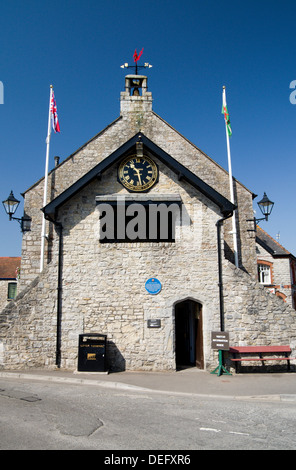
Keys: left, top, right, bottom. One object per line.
{"left": 258, "top": 264, "right": 271, "bottom": 284}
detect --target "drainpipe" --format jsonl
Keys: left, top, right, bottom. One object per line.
{"left": 44, "top": 214, "right": 63, "bottom": 368}
{"left": 215, "top": 212, "right": 233, "bottom": 374}
{"left": 216, "top": 213, "right": 233, "bottom": 332}
{"left": 55, "top": 221, "right": 63, "bottom": 368}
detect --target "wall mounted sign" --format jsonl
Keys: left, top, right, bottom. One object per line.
{"left": 147, "top": 319, "right": 161, "bottom": 328}
{"left": 145, "top": 278, "right": 162, "bottom": 295}
{"left": 211, "top": 331, "right": 230, "bottom": 351}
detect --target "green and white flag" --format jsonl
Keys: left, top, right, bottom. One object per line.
{"left": 221, "top": 86, "right": 238, "bottom": 267}
{"left": 222, "top": 87, "right": 232, "bottom": 137}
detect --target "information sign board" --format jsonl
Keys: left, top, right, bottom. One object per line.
{"left": 211, "top": 331, "right": 230, "bottom": 351}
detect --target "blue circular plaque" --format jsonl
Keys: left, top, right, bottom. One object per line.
{"left": 145, "top": 278, "right": 162, "bottom": 295}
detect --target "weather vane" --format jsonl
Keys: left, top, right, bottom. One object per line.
{"left": 120, "top": 48, "right": 153, "bottom": 75}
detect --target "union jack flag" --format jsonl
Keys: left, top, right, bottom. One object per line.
{"left": 50, "top": 89, "right": 60, "bottom": 133}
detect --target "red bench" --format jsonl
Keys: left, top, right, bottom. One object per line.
{"left": 229, "top": 345, "right": 295, "bottom": 373}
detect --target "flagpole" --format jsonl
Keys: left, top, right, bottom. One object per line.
{"left": 223, "top": 86, "right": 239, "bottom": 268}
{"left": 40, "top": 85, "right": 53, "bottom": 272}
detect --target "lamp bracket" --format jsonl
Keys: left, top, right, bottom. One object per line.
{"left": 246, "top": 216, "right": 267, "bottom": 232}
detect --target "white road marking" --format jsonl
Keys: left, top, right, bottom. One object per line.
{"left": 200, "top": 427, "right": 221, "bottom": 433}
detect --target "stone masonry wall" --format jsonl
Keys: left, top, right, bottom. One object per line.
{"left": 1, "top": 221, "right": 296, "bottom": 372}
{"left": 0, "top": 281, "right": 9, "bottom": 312}
{"left": 223, "top": 262, "right": 296, "bottom": 370}
{"left": 19, "top": 86, "right": 257, "bottom": 290}
{"left": 2, "top": 77, "right": 292, "bottom": 373}
{"left": 0, "top": 266, "right": 58, "bottom": 369}
{"left": 1, "top": 157, "right": 295, "bottom": 372}
{"left": 0, "top": 172, "right": 223, "bottom": 371}
{"left": 56, "top": 160, "right": 222, "bottom": 371}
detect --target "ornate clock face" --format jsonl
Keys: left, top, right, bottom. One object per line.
{"left": 118, "top": 155, "right": 158, "bottom": 192}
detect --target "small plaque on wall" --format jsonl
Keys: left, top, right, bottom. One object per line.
{"left": 147, "top": 319, "right": 161, "bottom": 328}
{"left": 145, "top": 278, "right": 162, "bottom": 295}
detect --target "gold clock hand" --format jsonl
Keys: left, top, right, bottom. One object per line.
{"left": 130, "top": 163, "right": 142, "bottom": 185}
{"left": 135, "top": 169, "right": 142, "bottom": 185}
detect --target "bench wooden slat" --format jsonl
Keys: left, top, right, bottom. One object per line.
{"left": 230, "top": 357, "right": 294, "bottom": 362}
{"left": 229, "top": 346, "right": 291, "bottom": 354}
{"left": 261, "top": 357, "right": 296, "bottom": 361}
{"left": 229, "top": 345, "right": 294, "bottom": 372}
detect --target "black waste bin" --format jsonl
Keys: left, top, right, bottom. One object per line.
{"left": 78, "top": 333, "right": 107, "bottom": 372}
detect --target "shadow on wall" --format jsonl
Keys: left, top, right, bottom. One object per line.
{"left": 107, "top": 341, "right": 126, "bottom": 372}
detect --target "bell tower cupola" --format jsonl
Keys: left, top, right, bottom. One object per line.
{"left": 120, "top": 50, "right": 153, "bottom": 115}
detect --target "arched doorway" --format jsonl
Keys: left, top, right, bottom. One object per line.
{"left": 175, "top": 299, "right": 203, "bottom": 369}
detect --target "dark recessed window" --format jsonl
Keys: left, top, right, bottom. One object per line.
{"left": 98, "top": 202, "right": 180, "bottom": 243}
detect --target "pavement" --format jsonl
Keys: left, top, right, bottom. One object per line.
{"left": 0, "top": 367, "right": 296, "bottom": 401}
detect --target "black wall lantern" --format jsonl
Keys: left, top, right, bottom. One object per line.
{"left": 247, "top": 192, "right": 274, "bottom": 232}
{"left": 257, "top": 192, "right": 274, "bottom": 222}
{"left": 2, "top": 190, "right": 31, "bottom": 233}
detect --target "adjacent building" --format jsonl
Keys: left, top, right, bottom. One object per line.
{"left": 0, "top": 257, "right": 20, "bottom": 311}
{"left": 256, "top": 226, "right": 296, "bottom": 309}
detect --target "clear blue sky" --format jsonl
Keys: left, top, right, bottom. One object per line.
{"left": 1, "top": 0, "right": 295, "bottom": 256}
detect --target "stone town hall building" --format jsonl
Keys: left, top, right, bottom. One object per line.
{"left": 1, "top": 73, "right": 296, "bottom": 372}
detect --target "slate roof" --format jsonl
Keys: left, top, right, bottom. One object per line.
{"left": 256, "top": 226, "right": 293, "bottom": 258}
{"left": 0, "top": 257, "right": 21, "bottom": 279}
{"left": 43, "top": 132, "right": 235, "bottom": 220}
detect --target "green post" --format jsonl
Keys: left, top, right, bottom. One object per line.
{"left": 211, "top": 350, "right": 232, "bottom": 376}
